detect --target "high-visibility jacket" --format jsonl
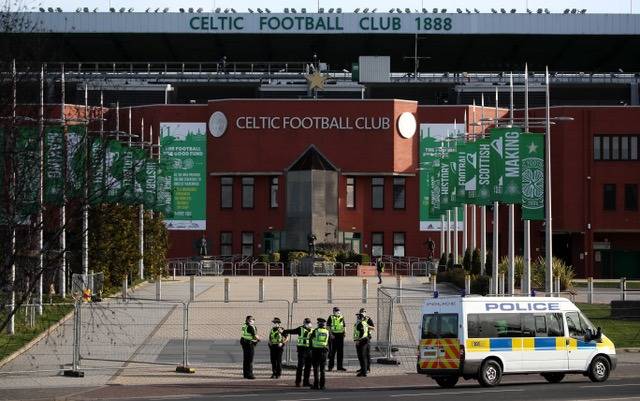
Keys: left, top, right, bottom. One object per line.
{"left": 297, "top": 326, "right": 313, "bottom": 347}
{"left": 269, "top": 328, "right": 284, "bottom": 345}
{"left": 353, "top": 322, "right": 369, "bottom": 341}
{"left": 241, "top": 324, "right": 255, "bottom": 341}
{"left": 329, "top": 315, "right": 345, "bottom": 334}
{"left": 312, "top": 328, "right": 330, "bottom": 349}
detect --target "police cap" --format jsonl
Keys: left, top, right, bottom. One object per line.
{"left": 272, "top": 317, "right": 281, "bottom": 324}
{"left": 303, "top": 317, "right": 312, "bottom": 324}
{"left": 359, "top": 308, "right": 367, "bottom": 315}
{"left": 246, "top": 315, "right": 254, "bottom": 321}
{"left": 333, "top": 306, "right": 340, "bottom": 312}
{"left": 317, "top": 318, "right": 327, "bottom": 323}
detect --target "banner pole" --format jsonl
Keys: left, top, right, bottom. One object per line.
{"left": 492, "top": 87, "right": 499, "bottom": 295}
{"left": 139, "top": 117, "right": 145, "bottom": 280}
{"left": 544, "top": 67, "right": 554, "bottom": 295}
{"left": 507, "top": 72, "right": 515, "bottom": 295}
{"left": 82, "top": 84, "right": 89, "bottom": 283}
{"left": 38, "top": 66, "right": 46, "bottom": 312}
{"left": 470, "top": 99, "right": 477, "bottom": 251}
{"left": 58, "top": 64, "right": 66, "bottom": 313}
{"left": 440, "top": 215, "right": 445, "bottom": 258}
{"left": 446, "top": 210, "right": 451, "bottom": 262}
{"left": 454, "top": 207, "right": 459, "bottom": 264}
{"left": 523, "top": 63, "right": 532, "bottom": 295}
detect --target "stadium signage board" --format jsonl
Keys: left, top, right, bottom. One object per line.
{"left": 234, "top": 115, "right": 391, "bottom": 130}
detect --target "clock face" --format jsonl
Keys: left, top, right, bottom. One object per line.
{"left": 397, "top": 112, "right": 417, "bottom": 139}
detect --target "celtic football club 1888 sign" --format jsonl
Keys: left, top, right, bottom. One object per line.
{"left": 521, "top": 133, "right": 545, "bottom": 220}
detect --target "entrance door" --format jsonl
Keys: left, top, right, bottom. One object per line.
{"left": 263, "top": 232, "right": 281, "bottom": 254}
{"left": 565, "top": 312, "right": 598, "bottom": 371}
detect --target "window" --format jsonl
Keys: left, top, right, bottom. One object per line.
{"left": 220, "top": 232, "right": 232, "bottom": 256}
{"left": 372, "top": 177, "right": 384, "bottom": 209}
{"left": 270, "top": 177, "right": 279, "bottom": 208}
{"left": 467, "top": 313, "right": 565, "bottom": 338}
{"left": 346, "top": 177, "right": 355, "bottom": 209}
{"left": 603, "top": 184, "right": 616, "bottom": 211}
{"left": 393, "top": 232, "right": 405, "bottom": 257}
{"left": 566, "top": 312, "right": 586, "bottom": 338}
{"left": 625, "top": 184, "right": 638, "bottom": 211}
{"left": 393, "top": 177, "right": 406, "bottom": 209}
{"left": 421, "top": 314, "right": 458, "bottom": 339}
{"left": 242, "top": 177, "right": 254, "bottom": 209}
{"left": 221, "top": 177, "right": 233, "bottom": 209}
{"left": 241, "top": 232, "right": 254, "bottom": 257}
{"left": 546, "top": 313, "right": 564, "bottom": 337}
{"left": 371, "top": 232, "right": 384, "bottom": 257}
{"left": 594, "top": 135, "right": 639, "bottom": 161}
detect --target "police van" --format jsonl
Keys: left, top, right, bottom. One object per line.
{"left": 417, "top": 296, "right": 616, "bottom": 387}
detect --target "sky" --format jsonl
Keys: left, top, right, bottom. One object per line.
{"left": 18, "top": 0, "right": 639, "bottom": 14}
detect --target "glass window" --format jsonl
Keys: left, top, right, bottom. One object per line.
{"left": 612, "top": 136, "right": 620, "bottom": 160}
{"left": 547, "top": 313, "right": 564, "bottom": 337}
{"left": 467, "top": 314, "right": 479, "bottom": 338}
{"left": 534, "top": 316, "right": 547, "bottom": 337}
{"left": 621, "top": 137, "right": 630, "bottom": 160}
{"left": 521, "top": 314, "right": 536, "bottom": 337}
{"left": 270, "top": 177, "right": 279, "bottom": 208}
{"left": 241, "top": 232, "right": 254, "bottom": 257}
{"left": 346, "top": 177, "right": 355, "bottom": 209}
{"left": 372, "top": 177, "right": 384, "bottom": 209}
{"left": 603, "top": 184, "right": 616, "bottom": 211}
{"left": 469, "top": 313, "right": 522, "bottom": 338}
{"left": 393, "top": 232, "right": 405, "bottom": 257}
{"left": 371, "top": 232, "right": 384, "bottom": 257}
{"left": 242, "top": 177, "right": 254, "bottom": 209}
{"left": 602, "top": 137, "right": 610, "bottom": 160}
{"left": 631, "top": 137, "right": 638, "bottom": 160}
{"left": 566, "top": 312, "right": 586, "bottom": 338}
{"left": 220, "top": 232, "right": 232, "bottom": 256}
{"left": 221, "top": 177, "right": 233, "bottom": 209}
{"left": 421, "top": 314, "right": 458, "bottom": 339}
{"left": 393, "top": 177, "right": 406, "bottom": 209}
{"left": 625, "top": 184, "right": 638, "bottom": 211}
{"left": 593, "top": 136, "right": 601, "bottom": 160}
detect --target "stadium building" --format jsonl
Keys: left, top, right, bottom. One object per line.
{"left": 5, "top": 10, "right": 640, "bottom": 278}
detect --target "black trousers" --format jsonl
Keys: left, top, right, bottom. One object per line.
{"left": 366, "top": 337, "right": 372, "bottom": 371}
{"left": 328, "top": 333, "right": 344, "bottom": 369}
{"left": 296, "top": 346, "right": 312, "bottom": 385}
{"left": 269, "top": 344, "right": 283, "bottom": 377}
{"left": 377, "top": 270, "right": 383, "bottom": 284}
{"left": 241, "top": 339, "right": 255, "bottom": 378}
{"left": 311, "top": 348, "right": 327, "bottom": 388}
{"left": 356, "top": 340, "right": 370, "bottom": 374}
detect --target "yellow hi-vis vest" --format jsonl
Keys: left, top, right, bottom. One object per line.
{"left": 241, "top": 324, "right": 255, "bottom": 341}
{"left": 312, "top": 328, "right": 330, "bottom": 349}
{"left": 297, "top": 326, "right": 312, "bottom": 347}
{"left": 269, "top": 328, "right": 284, "bottom": 345}
{"left": 353, "top": 322, "right": 369, "bottom": 341}
{"left": 329, "top": 315, "right": 345, "bottom": 334}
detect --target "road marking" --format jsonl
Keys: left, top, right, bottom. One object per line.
{"left": 564, "top": 398, "right": 640, "bottom": 401}
{"left": 218, "top": 395, "right": 264, "bottom": 398}
{"left": 390, "top": 389, "right": 524, "bottom": 397}
{"left": 580, "top": 384, "right": 640, "bottom": 388}
{"left": 276, "top": 398, "right": 331, "bottom": 401}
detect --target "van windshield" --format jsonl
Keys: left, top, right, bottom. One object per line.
{"left": 422, "top": 314, "right": 458, "bottom": 339}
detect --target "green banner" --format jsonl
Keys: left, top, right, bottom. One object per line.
{"left": 44, "top": 126, "right": 64, "bottom": 205}
{"left": 439, "top": 157, "right": 450, "bottom": 212}
{"left": 456, "top": 143, "right": 467, "bottom": 204}
{"left": 121, "top": 146, "right": 135, "bottom": 204}
{"left": 16, "top": 127, "right": 39, "bottom": 217}
{"left": 521, "top": 133, "right": 545, "bottom": 220}
{"left": 105, "top": 140, "right": 124, "bottom": 203}
{"left": 160, "top": 123, "right": 207, "bottom": 230}
{"left": 502, "top": 127, "right": 523, "bottom": 204}
{"left": 419, "top": 135, "right": 440, "bottom": 223}
{"left": 447, "top": 152, "right": 458, "bottom": 207}
{"left": 156, "top": 158, "right": 173, "bottom": 215}
{"left": 144, "top": 159, "right": 158, "bottom": 210}
{"left": 66, "top": 125, "right": 85, "bottom": 198}
{"left": 465, "top": 141, "right": 478, "bottom": 204}
{"left": 88, "top": 137, "right": 106, "bottom": 205}
{"left": 132, "top": 147, "right": 146, "bottom": 204}
{"left": 476, "top": 138, "right": 492, "bottom": 205}
{"left": 430, "top": 161, "right": 441, "bottom": 217}
{"left": 489, "top": 128, "right": 506, "bottom": 202}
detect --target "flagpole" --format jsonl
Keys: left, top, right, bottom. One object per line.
{"left": 446, "top": 210, "right": 451, "bottom": 262}
{"left": 462, "top": 111, "right": 468, "bottom": 257}
{"left": 523, "top": 63, "right": 532, "bottom": 295}
{"left": 492, "top": 87, "right": 500, "bottom": 294}
{"left": 139, "top": 117, "right": 145, "bottom": 280}
{"left": 440, "top": 215, "right": 445, "bottom": 259}
{"left": 9, "top": 60, "right": 17, "bottom": 333}
{"left": 480, "top": 94, "right": 486, "bottom": 276}
{"left": 58, "top": 65, "right": 66, "bottom": 312}
{"left": 470, "top": 100, "right": 477, "bottom": 252}
{"left": 544, "top": 66, "right": 554, "bottom": 295}
{"left": 82, "top": 83, "right": 89, "bottom": 282}
{"left": 507, "top": 72, "right": 516, "bottom": 295}
{"left": 38, "top": 66, "right": 46, "bottom": 307}
{"left": 454, "top": 207, "right": 459, "bottom": 264}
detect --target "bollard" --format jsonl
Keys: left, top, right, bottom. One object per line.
{"left": 555, "top": 276, "right": 561, "bottom": 297}
{"left": 293, "top": 278, "right": 298, "bottom": 303}
{"left": 122, "top": 277, "right": 128, "bottom": 300}
{"left": 431, "top": 274, "right": 437, "bottom": 293}
{"left": 190, "top": 276, "right": 196, "bottom": 302}
{"left": 327, "top": 278, "right": 333, "bottom": 304}
{"left": 396, "top": 276, "right": 402, "bottom": 303}
{"left": 156, "top": 277, "right": 162, "bottom": 301}
{"left": 621, "top": 277, "right": 627, "bottom": 301}
{"left": 587, "top": 277, "right": 594, "bottom": 304}
{"left": 362, "top": 279, "right": 368, "bottom": 304}
{"left": 173, "top": 267, "right": 176, "bottom": 281}
{"left": 464, "top": 274, "right": 471, "bottom": 296}
{"left": 258, "top": 278, "right": 264, "bottom": 303}
{"left": 224, "top": 277, "right": 230, "bottom": 303}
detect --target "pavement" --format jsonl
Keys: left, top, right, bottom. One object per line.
{"left": 0, "top": 275, "right": 639, "bottom": 401}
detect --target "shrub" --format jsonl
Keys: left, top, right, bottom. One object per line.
{"left": 288, "top": 251, "right": 308, "bottom": 262}
{"left": 270, "top": 252, "right": 280, "bottom": 263}
{"left": 471, "top": 275, "right": 491, "bottom": 295}
{"left": 360, "top": 253, "right": 371, "bottom": 265}
{"left": 257, "top": 254, "right": 270, "bottom": 263}
{"left": 437, "top": 267, "right": 467, "bottom": 289}
{"left": 471, "top": 249, "right": 482, "bottom": 275}
{"left": 462, "top": 248, "right": 472, "bottom": 271}
{"left": 485, "top": 250, "right": 493, "bottom": 277}
{"left": 531, "top": 256, "right": 575, "bottom": 291}
{"left": 438, "top": 252, "right": 447, "bottom": 267}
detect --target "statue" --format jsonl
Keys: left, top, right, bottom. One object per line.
{"left": 307, "top": 233, "right": 317, "bottom": 256}
{"left": 198, "top": 233, "right": 208, "bottom": 257}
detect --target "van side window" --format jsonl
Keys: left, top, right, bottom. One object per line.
{"left": 521, "top": 314, "right": 535, "bottom": 337}
{"left": 547, "top": 313, "right": 564, "bottom": 337}
{"left": 467, "top": 314, "right": 479, "bottom": 338}
{"left": 422, "top": 314, "right": 458, "bottom": 339}
{"left": 566, "top": 312, "right": 586, "bottom": 338}
{"left": 535, "top": 316, "right": 547, "bottom": 337}
{"left": 440, "top": 315, "right": 458, "bottom": 338}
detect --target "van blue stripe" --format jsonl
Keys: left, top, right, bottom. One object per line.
{"left": 534, "top": 338, "right": 557, "bottom": 350}
{"left": 577, "top": 340, "right": 597, "bottom": 349}
{"left": 489, "top": 338, "right": 512, "bottom": 351}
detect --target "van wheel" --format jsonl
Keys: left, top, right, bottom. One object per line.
{"left": 588, "top": 356, "right": 611, "bottom": 383}
{"left": 542, "top": 373, "right": 565, "bottom": 383}
{"left": 478, "top": 359, "right": 502, "bottom": 387}
{"left": 434, "top": 376, "right": 459, "bottom": 388}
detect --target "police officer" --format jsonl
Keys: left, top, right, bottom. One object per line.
{"left": 268, "top": 317, "right": 288, "bottom": 379}
{"left": 309, "top": 318, "right": 330, "bottom": 390}
{"left": 359, "top": 308, "right": 375, "bottom": 373}
{"left": 376, "top": 258, "right": 384, "bottom": 284}
{"left": 354, "top": 313, "right": 369, "bottom": 377}
{"left": 283, "top": 317, "right": 313, "bottom": 387}
{"left": 327, "top": 307, "right": 346, "bottom": 371}
{"left": 241, "top": 315, "right": 260, "bottom": 379}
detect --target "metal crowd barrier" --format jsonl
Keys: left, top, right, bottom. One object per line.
{"left": 234, "top": 262, "right": 251, "bottom": 276}
{"left": 250, "top": 262, "right": 268, "bottom": 276}
{"left": 312, "top": 261, "right": 336, "bottom": 276}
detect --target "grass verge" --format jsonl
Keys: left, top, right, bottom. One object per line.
{"left": 578, "top": 303, "right": 640, "bottom": 348}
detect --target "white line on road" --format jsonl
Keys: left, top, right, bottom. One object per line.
{"left": 390, "top": 389, "right": 524, "bottom": 397}
{"left": 560, "top": 398, "right": 640, "bottom": 401}
{"left": 580, "top": 384, "right": 640, "bottom": 388}
{"left": 276, "top": 398, "right": 331, "bottom": 401}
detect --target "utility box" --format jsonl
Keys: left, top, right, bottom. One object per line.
{"left": 358, "top": 56, "right": 390, "bottom": 83}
